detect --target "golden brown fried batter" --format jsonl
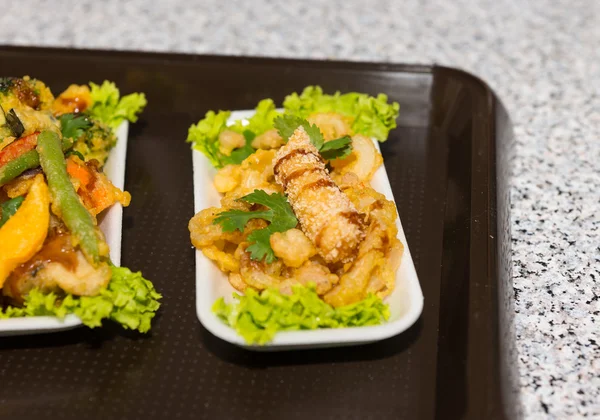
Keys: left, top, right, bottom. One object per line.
{"left": 188, "top": 113, "right": 404, "bottom": 307}
{"left": 273, "top": 126, "right": 365, "bottom": 264}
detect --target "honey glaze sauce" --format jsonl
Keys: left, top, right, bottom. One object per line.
{"left": 58, "top": 96, "right": 88, "bottom": 114}
{"left": 4, "top": 233, "right": 80, "bottom": 302}
{"left": 16, "top": 233, "right": 79, "bottom": 277}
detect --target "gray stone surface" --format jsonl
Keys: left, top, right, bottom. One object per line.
{"left": 1, "top": 0, "right": 598, "bottom": 418}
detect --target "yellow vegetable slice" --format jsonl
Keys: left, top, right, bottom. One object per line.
{"left": 0, "top": 174, "right": 50, "bottom": 287}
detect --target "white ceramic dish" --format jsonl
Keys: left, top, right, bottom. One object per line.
{"left": 193, "top": 110, "right": 424, "bottom": 351}
{"left": 0, "top": 121, "right": 129, "bottom": 337}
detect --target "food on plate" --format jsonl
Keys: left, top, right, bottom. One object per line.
{"left": 273, "top": 123, "right": 365, "bottom": 264}
{"left": 0, "top": 77, "right": 161, "bottom": 333}
{"left": 187, "top": 85, "right": 401, "bottom": 344}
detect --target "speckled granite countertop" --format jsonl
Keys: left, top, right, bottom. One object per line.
{"left": 1, "top": 0, "right": 598, "bottom": 418}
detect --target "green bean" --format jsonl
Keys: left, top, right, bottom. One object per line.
{"left": 0, "top": 150, "right": 40, "bottom": 186}
{"left": 0, "top": 196, "right": 24, "bottom": 228}
{"left": 0, "top": 136, "right": 74, "bottom": 187}
{"left": 37, "top": 130, "right": 100, "bottom": 264}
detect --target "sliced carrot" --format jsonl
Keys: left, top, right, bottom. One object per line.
{"left": 66, "top": 157, "right": 92, "bottom": 187}
{"left": 0, "top": 133, "right": 39, "bottom": 167}
{"left": 65, "top": 156, "right": 130, "bottom": 218}
{"left": 90, "top": 182, "right": 113, "bottom": 212}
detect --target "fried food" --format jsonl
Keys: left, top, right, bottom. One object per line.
{"left": 188, "top": 106, "right": 403, "bottom": 308}
{"left": 51, "top": 84, "right": 91, "bottom": 115}
{"left": 0, "top": 76, "right": 54, "bottom": 111}
{"left": 273, "top": 126, "right": 365, "bottom": 264}
{"left": 218, "top": 130, "right": 245, "bottom": 156}
{"left": 307, "top": 112, "right": 353, "bottom": 141}
{"left": 66, "top": 156, "right": 131, "bottom": 219}
{"left": 3, "top": 232, "right": 111, "bottom": 303}
{"left": 270, "top": 228, "right": 317, "bottom": 268}
{"left": 251, "top": 129, "right": 284, "bottom": 150}
{"left": 330, "top": 134, "right": 383, "bottom": 183}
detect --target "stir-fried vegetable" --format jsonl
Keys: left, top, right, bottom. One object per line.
{"left": 0, "top": 77, "right": 160, "bottom": 334}
{"left": 0, "top": 133, "right": 38, "bottom": 167}
{"left": 37, "top": 130, "right": 102, "bottom": 264}
{"left": 0, "top": 136, "right": 74, "bottom": 187}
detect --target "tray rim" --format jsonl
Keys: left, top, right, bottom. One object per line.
{"left": 0, "top": 44, "right": 433, "bottom": 73}
{"left": 0, "top": 45, "right": 512, "bottom": 111}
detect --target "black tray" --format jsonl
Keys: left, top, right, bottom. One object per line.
{"left": 0, "top": 46, "right": 521, "bottom": 420}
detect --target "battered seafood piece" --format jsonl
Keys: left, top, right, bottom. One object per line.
{"left": 3, "top": 232, "right": 112, "bottom": 304}
{"left": 273, "top": 126, "right": 365, "bottom": 264}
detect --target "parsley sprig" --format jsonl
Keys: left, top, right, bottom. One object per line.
{"left": 273, "top": 115, "right": 353, "bottom": 160}
{"left": 59, "top": 113, "right": 92, "bottom": 140}
{"left": 213, "top": 190, "right": 298, "bottom": 263}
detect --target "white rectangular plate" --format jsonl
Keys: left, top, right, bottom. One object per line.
{"left": 194, "top": 110, "right": 424, "bottom": 351}
{"left": 0, "top": 121, "right": 129, "bottom": 337}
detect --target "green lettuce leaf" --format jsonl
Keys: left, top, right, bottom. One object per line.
{"left": 229, "top": 99, "right": 281, "bottom": 135}
{"left": 0, "top": 265, "right": 162, "bottom": 333}
{"left": 87, "top": 81, "right": 147, "bottom": 131}
{"left": 186, "top": 110, "right": 231, "bottom": 168}
{"left": 283, "top": 85, "right": 400, "bottom": 141}
{"left": 213, "top": 284, "right": 390, "bottom": 345}
{"left": 188, "top": 100, "right": 282, "bottom": 169}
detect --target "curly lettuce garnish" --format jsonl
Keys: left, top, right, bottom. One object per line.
{"left": 213, "top": 284, "right": 390, "bottom": 345}
{"left": 186, "top": 110, "right": 231, "bottom": 168}
{"left": 228, "top": 99, "right": 281, "bottom": 135}
{"left": 0, "top": 265, "right": 162, "bottom": 333}
{"left": 187, "top": 99, "right": 283, "bottom": 168}
{"left": 283, "top": 85, "right": 400, "bottom": 141}
{"left": 188, "top": 86, "right": 399, "bottom": 168}
{"left": 87, "top": 81, "right": 147, "bottom": 131}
